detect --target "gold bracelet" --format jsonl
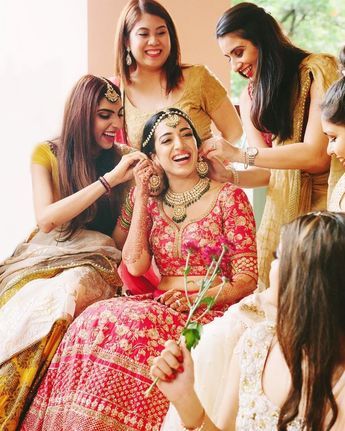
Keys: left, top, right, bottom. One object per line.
{"left": 182, "top": 409, "right": 206, "bottom": 431}
{"left": 226, "top": 165, "right": 239, "bottom": 186}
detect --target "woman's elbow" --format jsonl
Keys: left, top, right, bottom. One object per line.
{"left": 36, "top": 216, "right": 56, "bottom": 233}
{"left": 126, "top": 264, "right": 149, "bottom": 277}
{"left": 304, "top": 150, "right": 330, "bottom": 173}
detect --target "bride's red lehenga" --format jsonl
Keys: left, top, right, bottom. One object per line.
{"left": 21, "top": 183, "right": 257, "bottom": 431}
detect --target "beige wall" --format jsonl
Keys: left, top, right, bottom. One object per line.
{"left": 88, "top": 0, "right": 230, "bottom": 89}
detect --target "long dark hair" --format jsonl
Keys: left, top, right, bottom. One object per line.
{"left": 114, "top": 0, "right": 183, "bottom": 94}
{"left": 57, "top": 75, "right": 122, "bottom": 239}
{"left": 321, "top": 45, "right": 345, "bottom": 125}
{"left": 277, "top": 211, "right": 345, "bottom": 430}
{"left": 216, "top": 2, "right": 309, "bottom": 141}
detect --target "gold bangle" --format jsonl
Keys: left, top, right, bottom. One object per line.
{"left": 226, "top": 165, "right": 240, "bottom": 186}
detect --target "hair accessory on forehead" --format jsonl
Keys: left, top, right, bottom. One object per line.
{"left": 142, "top": 109, "right": 194, "bottom": 148}
{"left": 100, "top": 77, "right": 120, "bottom": 103}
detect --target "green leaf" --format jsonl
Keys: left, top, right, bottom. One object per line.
{"left": 182, "top": 322, "right": 203, "bottom": 350}
{"left": 200, "top": 296, "right": 215, "bottom": 309}
{"left": 186, "top": 321, "right": 202, "bottom": 331}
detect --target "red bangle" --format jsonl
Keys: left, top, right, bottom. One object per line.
{"left": 99, "top": 176, "right": 111, "bottom": 195}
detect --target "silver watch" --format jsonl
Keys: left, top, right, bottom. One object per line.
{"left": 246, "top": 147, "right": 259, "bottom": 166}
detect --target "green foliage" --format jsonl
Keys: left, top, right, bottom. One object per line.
{"left": 182, "top": 322, "right": 203, "bottom": 350}
{"left": 200, "top": 296, "right": 216, "bottom": 310}
{"left": 230, "top": 0, "right": 345, "bottom": 100}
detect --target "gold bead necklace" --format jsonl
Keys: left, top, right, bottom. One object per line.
{"left": 163, "top": 177, "right": 210, "bottom": 223}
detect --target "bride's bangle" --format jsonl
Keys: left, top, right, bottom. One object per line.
{"left": 182, "top": 408, "right": 206, "bottom": 431}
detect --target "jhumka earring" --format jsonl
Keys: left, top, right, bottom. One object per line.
{"left": 149, "top": 173, "right": 163, "bottom": 196}
{"left": 196, "top": 156, "right": 209, "bottom": 178}
{"left": 126, "top": 47, "right": 132, "bottom": 66}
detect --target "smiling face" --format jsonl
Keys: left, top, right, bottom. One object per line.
{"left": 93, "top": 97, "right": 124, "bottom": 152}
{"left": 152, "top": 116, "right": 198, "bottom": 179}
{"left": 128, "top": 13, "right": 171, "bottom": 71}
{"left": 218, "top": 32, "right": 259, "bottom": 79}
{"left": 322, "top": 116, "right": 345, "bottom": 167}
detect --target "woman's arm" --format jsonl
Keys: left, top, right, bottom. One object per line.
{"left": 208, "top": 97, "right": 243, "bottom": 144}
{"left": 32, "top": 151, "right": 146, "bottom": 233}
{"left": 202, "top": 79, "right": 330, "bottom": 174}
{"left": 150, "top": 340, "right": 239, "bottom": 431}
{"left": 238, "top": 86, "right": 269, "bottom": 149}
{"left": 212, "top": 186, "right": 258, "bottom": 306}
{"left": 206, "top": 155, "right": 271, "bottom": 188}
{"left": 121, "top": 160, "right": 153, "bottom": 276}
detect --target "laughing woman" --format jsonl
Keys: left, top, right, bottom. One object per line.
{"left": 21, "top": 108, "right": 257, "bottom": 431}
{"left": 0, "top": 75, "right": 146, "bottom": 431}
{"left": 201, "top": 3, "right": 340, "bottom": 288}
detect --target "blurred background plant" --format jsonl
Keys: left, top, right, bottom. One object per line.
{"left": 230, "top": 0, "right": 345, "bottom": 101}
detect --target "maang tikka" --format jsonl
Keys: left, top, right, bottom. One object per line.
{"left": 100, "top": 77, "right": 120, "bottom": 103}
{"left": 126, "top": 47, "right": 132, "bottom": 66}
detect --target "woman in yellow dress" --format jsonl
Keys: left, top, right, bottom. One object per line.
{"left": 0, "top": 75, "right": 146, "bottom": 430}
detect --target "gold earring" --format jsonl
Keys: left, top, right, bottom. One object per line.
{"left": 126, "top": 47, "right": 132, "bottom": 66}
{"left": 196, "top": 156, "right": 208, "bottom": 178}
{"left": 149, "top": 173, "right": 163, "bottom": 196}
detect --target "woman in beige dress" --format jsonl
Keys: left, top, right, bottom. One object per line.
{"left": 151, "top": 211, "right": 345, "bottom": 431}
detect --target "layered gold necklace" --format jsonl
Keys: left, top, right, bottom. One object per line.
{"left": 163, "top": 177, "right": 210, "bottom": 223}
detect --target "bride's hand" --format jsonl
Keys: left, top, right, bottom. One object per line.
{"left": 133, "top": 159, "right": 154, "bottom": 197}
{"left": 156, "top": 289, "right": 191, "bottom": 313}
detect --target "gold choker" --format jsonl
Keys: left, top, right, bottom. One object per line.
{"left": 163, "top": 178, "right": 210, "bottom": 223}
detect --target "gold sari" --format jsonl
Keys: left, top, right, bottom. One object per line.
{"left": 0, "top": 228, "right": 122, "bottom": 431}
{"left": 257, "top": 54, "right": 341, "bottom": 288}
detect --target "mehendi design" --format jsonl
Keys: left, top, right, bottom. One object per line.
{"left": 122, "top": 195, "right": 152, "bottom": 266}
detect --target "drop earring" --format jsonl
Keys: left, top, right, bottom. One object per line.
{"left": 149, "top": 173, "right": 163, "bottom": 196}
{"left": 196, "top": 156, "right": 209, "bottom": 178}
{"left": 126, "top": 47, "right": 132, "bottom": 66}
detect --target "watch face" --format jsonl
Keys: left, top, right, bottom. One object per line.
{"left": 247, "top": 147, "right": 258, "bottom": 156}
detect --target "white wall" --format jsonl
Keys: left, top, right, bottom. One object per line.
{"left": 0, "top": 0, "right": 87, "bottom": 260}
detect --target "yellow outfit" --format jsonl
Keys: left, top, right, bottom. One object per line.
{"left": 257, "top": 54, "right": 340, "bottom": 288}
{"left": 31, "top": 141, "right": 60, "bottom": 199}
{"left": 124, "top": 65, "right": 228, "bottom": 149}
{"left": 0, "top": 143, "right": 122, "bottom": 431}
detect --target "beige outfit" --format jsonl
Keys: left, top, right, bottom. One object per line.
{"left": 257, "top": 54, "right": 340, "bottom": 288}
{"left": 328, "top": 172, "right": 345, "bottom": 211}
{"left": 235, "top": 321, "right": 345, "bottom": 430}
{"left": 161, "top": 292, "right": 276, "bottom": 430}
{"left": 124, "top": 65, "right": 228, "bottom": 149}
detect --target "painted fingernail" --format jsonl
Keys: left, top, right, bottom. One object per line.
{"left": 177, "top": 355, "right": 184, "bottom": 363}
{"left": 177, "top": 365, "right": 184, "bottom": 373}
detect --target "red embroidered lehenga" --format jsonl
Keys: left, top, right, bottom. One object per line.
{"left": 21, "top": 183, "right": 257, "bottom": 431}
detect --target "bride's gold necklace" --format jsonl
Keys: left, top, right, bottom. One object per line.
{"left": 163, "top": 177, "right": 210, "bottom": 223}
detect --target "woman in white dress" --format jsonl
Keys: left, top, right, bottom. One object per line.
{"left": 151, "top": 211, "right": 345, "bottom": 430}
